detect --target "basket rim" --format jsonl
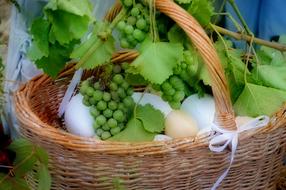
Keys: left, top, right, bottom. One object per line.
{"left": 14, "top": 72, "right": 285, "bottom": 155}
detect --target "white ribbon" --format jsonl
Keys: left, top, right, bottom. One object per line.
{"left": 58, "top": 69, "right": 83, "bottom": 117}
{"left": 209, "top": 115, "right": 270, "bottom": 190}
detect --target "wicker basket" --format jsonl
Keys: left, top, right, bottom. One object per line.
{"left": 14, "top": 0, "right": 286, "bottom": 189}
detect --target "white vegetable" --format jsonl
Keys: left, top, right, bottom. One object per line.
{"left": 64, "top": 94, "right": 96, "bottom": 137}
{"left": 153, "top": 134, "right": 172, "bottom": 141}
{"left": 181, "top": 94, "right": 215, "bottom": 130}
{"left": 165, "top": 110, "right": 199, "bottom": 138}
{"left": 132, "top": 92, "right": 172, "bottom": 117}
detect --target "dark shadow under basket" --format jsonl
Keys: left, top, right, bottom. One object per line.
{"left": 14, "top": 0, "right": 286, "bottom": 189}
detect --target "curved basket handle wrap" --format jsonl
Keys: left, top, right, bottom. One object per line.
{"left": 155, "top": 0, "right": 236, "bottom": 130}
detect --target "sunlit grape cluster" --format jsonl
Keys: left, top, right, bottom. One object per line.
{"left": 79, "top": 65, "right": 135, "bottom": 140}
{"left": 117, "top": 0, "right": 149, "bottom": 48}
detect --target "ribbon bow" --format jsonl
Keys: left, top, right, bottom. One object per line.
{"left": 209, "top": 115, "right": 270, "bottom": 190}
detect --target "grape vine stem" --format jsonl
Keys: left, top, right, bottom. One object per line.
{"left": 211, "top": 24, "right": 286, "bottom": 52}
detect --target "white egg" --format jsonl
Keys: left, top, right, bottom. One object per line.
{"left": 132, "top": 92, "right": 173, "bottom": 117}
{"left": 181, "top": 94, "right": 215, "bottom": 130}
{"left": 64, "top": 94, "right": 95, "bottom": 137}
{"left": 165, "top": 110, "right": 199, "bottom": 138}
{"left": 153, "top": 134, "right": 172, "bottom": 141}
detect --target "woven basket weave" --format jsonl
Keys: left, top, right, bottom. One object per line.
{"left": 14, "top": 0, "right": 286, "bottom": 189}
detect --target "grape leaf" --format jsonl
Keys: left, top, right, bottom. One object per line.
{"left": 234, "top": 83, "right": 286, "bottom": 117}
{"left": 35, "top": 43, "right": 72, "bottom": 78}
{"left": 8, "top": 139, "right": 37, "bottom": 177}
{"left": 256, "top": 46, "right": 286, "bottom": 66}
{"left": 27, "top": 18, "right": 50, "bottom": 61}
{"left": 0, "top": 174, "right": 12, "bottom": 190}
{"left": 10, "top": 178, "right": 30, "bottom": 190}
{"left": 37, "top": 165, "right": 51, "bottom": 190}
{"left": 108, "top": 118, "right": 155, "bottom": 142}
{"left": 131, "top": 38, "right": 184, "bottom": 84}
{"left": 73, "top": 35, "right": 115, "bottom": 69}
{"left": 187, "top": 0, "right": 214, "bottom": 26}
{"left": 167, "top": 25, "right": 187, "bottom": 44}
{"left": 136, "top": 104, "right": 165, "bottom": 133}
{"left": 214, "top": 39, "right": 248, "bottom": 102}
{"left": 71, "top": 22, "right": 115, "bottom": 69}
{"left": 45, "top": 0, "right": 93, "bottom": 18}
{"left": 45, "top": 10, "right": 90, "bottom": 45}
{"left": 252, "top": 65, "right": 286, "bottom": 91}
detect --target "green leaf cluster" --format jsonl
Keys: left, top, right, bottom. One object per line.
{"left": 28, "top": 0, "right": 93, "bottom": 78}
{"left": 109, "top": 104, "right": 165, "bottom": 142}
{"left": 229, "top": 36, "right": 286, "bottom": 117}
{"left": 0, "top": 139, "right": 51, "bottom": 190}
{"left": 129, "top": 38, "right": 184, "bottom": 84}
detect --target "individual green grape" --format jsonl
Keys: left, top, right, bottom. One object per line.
{"left": 102, "top": 124, "right": 111, "bottom": 131}
{"left": 93, "top": 90, "right": 103, "bottom": 101}
{"left": 131, "top": 7, "right": 140, "bottom": 16}
{"left": 170, "top": 101, "right": 181, "bottom": 109}
{"left": 133, "top": 29, "right": 145, "bottom": 42}
{"left": 117, "top": 87, "right": 126, "bottom": 99}
{"left": 127, "top": 88, "right": 133, "bottom": 96}
{"left": 90, "top": 106, "right": 100, "bottom": 117}
{"left": 121, "top": 62, "right": 129, "bottom": 70}
{"left": 120, "top": 38, "right": 130, "bottom": 49}
{"left": 164, "top": 88, "right": 176, "bottom": 96}
{"left": 109, "top": 82, "right": 118, "bottom": 91}
{"left": 121, "top": 81, "right": 129, "bottom": 90}
{"left": 117, "top": 103, "right": 126, "bottom": 112}
{"left": 136, "top": 18, "right": 147, "bottom": 30}
{"left": 103, "top": 92, "right": 111, "bottom": 102}
{"left": 83, "top": 99, "right": 91, "bottom": 106}
{"left": 113, "top": 65, "right": 122, "bottom": 74}
{"left": 123, "top": 0, "right": 132, "bottom": 7}
{"left": 96, "top": 115, "right": 106, "bottom": 126}
{"left": 86, "top": 87, "right": 94, "bottom": 96}
{"left": 162, "top": 94, "right": 172, "bottom": 102}
{"left": 123, "top": 96, "right": 134, "bottom": 107}
{"left": 108, "top": 101, "right": 118, "bottom": 110}
{"left": 96, "top": 128, "right": 104, "bottom": 136}
{"left": 173, "top": 91, "right": 185, "bottom": 102}
{"left": 127, "top": 35, "right": 136, "bottom": 44}
{"left": 97, "top": 100, "right": 107, "bottom": 111}
{"left": 113, "top": 110, "right": 124, "bottom": 122}
{"left": 110, "top": 127, "right": 121, "bottom": 135}
{"left": 81, "top": 80, "right": 90, "bottom": 87}
{"left": 101, "top": 131, "right": 111, "bottom": 140}
{"left": 89, "top": 97, "right": 96, "bottom": 105}
{"left": 103, "top": 109, "right": 113, "bottom": 118}
{"left": 135, "top": 3, "right": 144, "bottom": 9}
{"left": 93, "top": 122, "right": 100, "bottom": 129}
{"left": 111, "top": 91, "right": 120, "bottom": 101}
{"left": 127, "top": 16, "right": 137, "bottom": 26}
{"left": 118, "top": 123, "right": 125, "bottom": 130}
{"left": 107, "top": 118, "right": 117, "bottom": 128}
{"left": 113, "top": 74, "right": 124, "bottom": 84}
{"left": 161, "top": 82, "right": 172, "bottom": 92}
{"left": 80, "top": 85, "right": 89, "bottom": 95}
{"left": 124, "top": 25, "right": 134, "bottom": 34}
{"left": 93, "top": 82, "right": 101, "bottom": 90}
{"left": 117, "top": 21, "right": 126, "bottom": 31}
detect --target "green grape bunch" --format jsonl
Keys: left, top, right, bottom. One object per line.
{"left": 79, "top": 64, "right": 135, "bottom": 140}
{"left": 117, "top": 0, "right": 150, "bottom": 48}
{"left": 153, "top": 61, "right": 193, "bottom": 109}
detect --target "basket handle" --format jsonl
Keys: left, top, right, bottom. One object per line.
{"left": 155, "top": 0, "right": 236, "bottom": 131}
